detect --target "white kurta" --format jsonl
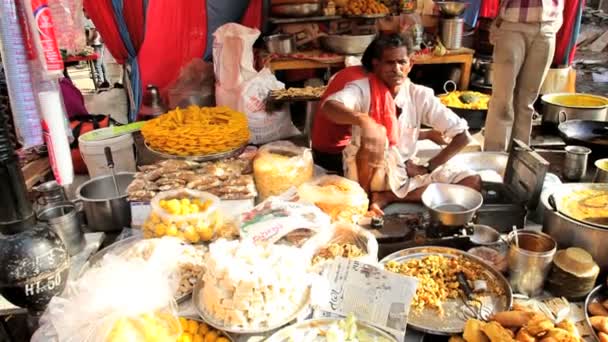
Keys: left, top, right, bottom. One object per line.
{"left": 327, "top": 78, "right": 474, "bottom": 197}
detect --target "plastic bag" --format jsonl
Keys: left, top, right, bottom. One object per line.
{"left": 312, "top": 222, "right": 379, "bottom": 265}
{"left": 239, "top": 196, "right": 334, "bottom": 258}
{"left": 142, "top": 189, "right": 222, "bottom": 243}
{"left": 237, "top": 69, "right": 300, "bottom": 144}
{"left": 167, "top": 58, "right": 215, "bottom": 109}
{"left": 33, "top": 252, "right": 181, "bottom": 342}
{"left": 253, "top": 140, "right": 313, "bottom": 200}
{"left": 298, "top": 175, "right": 369, "bottom": 224}
{"left": 212, "top": 23, "right": 259, "bottom": 91}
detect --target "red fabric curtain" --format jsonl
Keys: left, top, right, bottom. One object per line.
{"left": 138, "top": 0, "right": 208, "bottom": 98}
{"left": 123, "top": 0, "right": 146, "bottom": 49}
{"left": 241, "top": 0, "right": 263, "bottom": 30}
{"left": 83, "top": 0, "right": 128, "bottom": 64}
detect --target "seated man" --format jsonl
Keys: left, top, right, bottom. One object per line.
{"left": 312, "top": 34, "right": 481, "bottom": 214}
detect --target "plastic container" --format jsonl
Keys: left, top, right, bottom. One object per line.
{"left": 143, "top": 189, "right": 221, "bottom": 243}
{"left": 78, "top": 129, "right": 136, "bottom": 178}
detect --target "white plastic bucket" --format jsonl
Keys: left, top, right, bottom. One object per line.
{"left": 79, "top": 129, "right": 136, "bottom": 178}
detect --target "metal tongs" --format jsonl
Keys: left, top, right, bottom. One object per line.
{"left": 457, "top": 272, "right": 491, "bottom": 320}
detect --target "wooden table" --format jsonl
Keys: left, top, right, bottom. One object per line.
{"left": 63, "top": 53, "right": 100, "bottom": 90}
{"left": 264, "top": 49, "right": 475, "bottom": 90}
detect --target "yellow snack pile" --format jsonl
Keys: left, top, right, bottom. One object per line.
{"left": 438, "top": 91, "right": 490, "bottom": 110}
{"left": 106, "top": 311, "right": 181, "bottom": 342}
{"left": 143, "top": 195, "right": 221, "bottom": 243}
{"left": 178, "top": 318, "right": 231, "bottom": 342}
{"left": 344, "top": 0, "right": 389, "bottom": 15}
{"left": 142, "top": 105, "right": 250, "bottom": 156}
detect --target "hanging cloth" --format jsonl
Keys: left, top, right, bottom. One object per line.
{"left": 138, "top": 0, "right": 207, "bottom": 102}
{"left": 553, "top": 0, "right": 585, "bottom": 67}
{"left": 83, "top": 0, "right": 129, "bottom": 64}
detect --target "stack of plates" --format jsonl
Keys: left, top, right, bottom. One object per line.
{"left": 547, "top": 247, "right": 599, "bottom": 300}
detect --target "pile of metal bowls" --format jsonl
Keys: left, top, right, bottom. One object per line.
{"left": 320, "top": 34, "right": 376, "bottom": 55}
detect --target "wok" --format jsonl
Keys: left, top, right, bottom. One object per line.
{"left": 558, "top": 119, "right": 608, "bottom": 149}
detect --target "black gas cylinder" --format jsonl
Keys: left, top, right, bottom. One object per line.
{"left": 0, "top": 224, "right": 69, "bottom": 312}
{"left": 0, "top": 104, "right": 69, "bottom": 313}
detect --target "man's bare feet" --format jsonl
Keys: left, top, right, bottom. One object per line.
{"left": 369, "top": 192, "right": 395, "bottom": 216}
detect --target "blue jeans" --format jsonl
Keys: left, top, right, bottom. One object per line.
{"left": 92, "top": 45, "right": 108, "bottom": 85}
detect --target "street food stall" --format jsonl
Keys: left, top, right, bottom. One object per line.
{"left": 1, "top": 0, "right": 608, "bottom": 341}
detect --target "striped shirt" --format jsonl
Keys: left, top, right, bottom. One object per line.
{"left": 499, "top": 0, "right": 564, "bottom": 24}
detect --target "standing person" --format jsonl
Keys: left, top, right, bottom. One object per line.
{"left": 483, "top": 0, "right": 564, "bottom": 152}
{"left": 85, "top": 15, "right": 110, "bottom": 89}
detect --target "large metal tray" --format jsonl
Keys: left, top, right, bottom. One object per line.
{"left": 548, "top": 183, "right": 608, "bottom": 230}
{"left": 265, "top": 318, "right": 397, "bottom": 342}
{"left": 585, "top": 285, "right": 605, "bottom": 342}
{"left": 144, "top": 141, "right": 247, "bottom": 162}
{"left": 379, "top": 246, "right": 513, "bottom": 335}
{"left": 192, "top": 276, "right": 311, "bottom": 334}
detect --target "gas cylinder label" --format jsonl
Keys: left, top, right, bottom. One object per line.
{"left": 25, "top": 272, "right": 62, "bottom": 296}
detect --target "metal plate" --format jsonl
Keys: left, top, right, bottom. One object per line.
{"left": 549, "top": 183, "right": 608, "bottom": 230}
{"left": 584, "top": 285, "right": 604, "bottom": 342}
{"left": 265, "top": 318, "right": 398, "bottom": 342}
{"left": 179, "top": 316, "right": 235, "bottom": 342}
{"left": 192, "top": 276, "right": 311, "bottom": 334}
{"left": 379, "top": 246, "right": 513, "bottom": 335}
{"left": 144, "top": 141, "right": 247, "bottom": 162}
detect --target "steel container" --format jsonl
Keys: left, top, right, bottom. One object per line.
{"left": 507, "top": 230, "right": 557, "bottom": 296}
{"left": 37, "top": 202, "right": 84, "bottom": 256}
{"left": 563, "top": 145, "right": 591, "bottom": 181}
{"left": 541, "top": 93, "right": 608, "bottom": 125}
{"left": 594, "top": 158, "right": 608, "bottom": 183}
{"left": 542, "top": 184, "right": 608, "bottom": 272}
{"left": 264, "top": 34, "right": 295, "bottom": 55}
{"left": 440, "top": 18, "right": 464, "bottom": 50}
{"left": 320, "top": 34, "right": 376, "bottom": 55}
{"left": 421, "top": 183, "right": 483, "bottom": 227}
{"left": 76, "top": 172, "right": 134, "bottom": 232}
{"left": 271, "top": 3, "right": 321, "bottom": 17}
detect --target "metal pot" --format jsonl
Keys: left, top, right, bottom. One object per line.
{"left": 37, "top": 202, "right": 85, "bottom": 256}
{"left": 542, "top": 184, "right": 608, "bottom": 271}
{"left": 271, "top": 3, "right": 321, "bottom": 17}
{"left": 76, "top": 172, "right": 134, "bottom": 232}
{"left": 541, "top": 93, "right": 608, "bottom": 125}
{"left": 594, "top": 158, "right": 608, "bottom": 183}
{"left": 421, "top": 183, "right": 483, "bottom": 226}
{"left": 320, "top": 34, "right": 376, "bottom": 55}
{"left": 264, "top": 34, "right": 295, "bottom": 55}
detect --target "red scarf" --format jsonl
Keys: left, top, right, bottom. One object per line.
{"left": 311, "top": 66, "right": 399, "bottom": 152}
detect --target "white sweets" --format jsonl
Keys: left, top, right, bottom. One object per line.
{"left": 199, "top": 239, "right": 310, "bottom": 329}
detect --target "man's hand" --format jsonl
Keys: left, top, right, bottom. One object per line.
{"left": 406, "top": 160, "right": 428, "bottom": 177}
{"left": 359, "top": 116, "right": 386, "bottom": 167}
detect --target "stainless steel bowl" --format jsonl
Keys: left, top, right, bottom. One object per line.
{"left": 435, "top": 1, "right": 469, "bottom": 16}
{"left": 594, "top": 158, "right": 608, "bottom": 183}
{"left": 470, "top": 224, "right": 501, "bottom": 245}
{"left": 321, "top": 34, "right": 376, "bottom": 55}
{"left": 264, "top": 34, "right": 295, "bottom": 55}
{"left": 421, "top": 183, "right": 483, "bottom": 226}
{"left": 271, "top": 3, "right": 321, "bottom": 17}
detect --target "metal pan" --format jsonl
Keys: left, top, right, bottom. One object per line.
{"left": 584, "top": 285, "right": 606, "bottom": 342}
{"left": 265, "top": 318, "right": 397, "bottom": 342}
{"left": 380, "top": 246, "right": 512, "bottom": 335}
{"left": 144, "top": 140, "right": 247, "bottom": 162}
{"left": 547, "top": 183, "right": 608, "bottom": 230}
{"left": 558, "top": 119, "right": 608, "bottom": 150}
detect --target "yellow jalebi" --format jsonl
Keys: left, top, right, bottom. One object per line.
{"left": 438, "top": 91, "right": 490, "bottom": 110}
{"left": 141, "top": 106, "right": 249, "bottom": 156}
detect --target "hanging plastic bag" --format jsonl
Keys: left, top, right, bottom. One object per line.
{"left": 237, "top": 69, "right": 300, "bottom": 144}
{"left": 213, "top": 23, "right": 259, "bottom": 91}
{"left": 167, "top": 58, "right": 215, "bottom": 109}
{"left": 33, "top": 251, "right": 181, "bottom": 342}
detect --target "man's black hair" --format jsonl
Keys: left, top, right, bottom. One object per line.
{"left": 361, "top": 34, "right": 413, "bottom": 72}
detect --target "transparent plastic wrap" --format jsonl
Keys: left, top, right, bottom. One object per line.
{"left": 312, "top": 222, "right": 379, "bottom": 265}
{"left": 142, "top": 189, "right": 222, "bottom": 244}
{"left": 297, "top": 175, "right": 370, "bottom": 224}
{"left": 239, "top": 196, "right": 334, "bottom": 259}
{"left": 253, "top": 140, "right": 313, "bottom": 200}
{"left": 32, "top": 253, "right": 182, "bottom": 342}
